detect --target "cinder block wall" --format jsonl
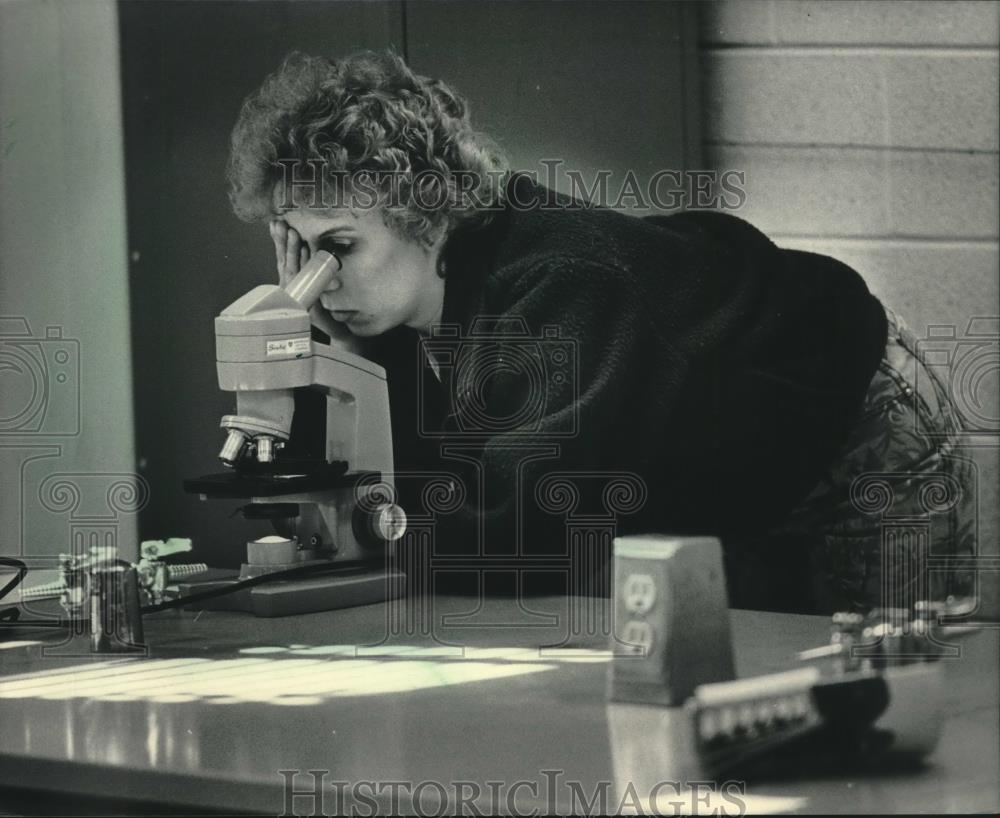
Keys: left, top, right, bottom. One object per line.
{"left": 700, "top": 0, "right": 1000, "bottom": 616}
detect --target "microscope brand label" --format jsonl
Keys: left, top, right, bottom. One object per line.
{"left": 266, "top": 336, "right": 311, "bottom": 357}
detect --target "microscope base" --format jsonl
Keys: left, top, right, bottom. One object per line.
{"left": 177, "top": 567, "right": 406, "bottom": 617}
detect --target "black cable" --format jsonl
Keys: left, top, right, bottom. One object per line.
{"left": 0, "top": 556, "right": 39, "bottom": 629}
{"left": 139, "top": 560, "right": 358, "bottom": 614}
{"left": 0, "top": 556, "right": 27, "bottom": 599}
{"left": 1, "top": 554, "right": 83, "bottom": 630}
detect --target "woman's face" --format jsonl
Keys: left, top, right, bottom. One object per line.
{"left": 280, "top": 207, "right": 445, "bottom": 337}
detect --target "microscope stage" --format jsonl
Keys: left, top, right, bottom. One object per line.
{"left": 183, "top": 464, "right": 378, "bottom": 498}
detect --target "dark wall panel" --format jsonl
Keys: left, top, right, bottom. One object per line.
{"left": 406, "top": 0, "right": 700, "bottom": 206}
{"left": 120, "top": 1, "right": 404, "bottom": 563}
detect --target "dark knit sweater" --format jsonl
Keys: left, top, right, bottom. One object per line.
{"left": 370, "top": 175, "right": 888, "bottom": 582}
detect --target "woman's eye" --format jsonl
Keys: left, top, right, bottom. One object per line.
{"left": 318, "top": 238, "right": 352, "bottom": 256}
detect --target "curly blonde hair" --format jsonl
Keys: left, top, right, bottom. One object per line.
{"left": 227, "top": 50, "right": 508, "bottom": 246}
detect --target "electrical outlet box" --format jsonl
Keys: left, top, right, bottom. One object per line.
{"left": 608, "top": 535, "right": 736, "bottom": 706}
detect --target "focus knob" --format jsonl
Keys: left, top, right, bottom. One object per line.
{"left": 353, "top": 502, "right": 407, "bottom": 547}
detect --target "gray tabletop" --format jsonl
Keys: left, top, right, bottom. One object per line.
{"left": 0, "top": 595, "right": 997, "bottom": 814}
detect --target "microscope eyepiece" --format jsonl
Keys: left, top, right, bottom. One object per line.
{"left": 284, "top": 250, "right": 341, "bottom": 308}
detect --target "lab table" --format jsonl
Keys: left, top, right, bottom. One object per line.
{"left": 0, "top": 595, "right": 997, "bottom": 814}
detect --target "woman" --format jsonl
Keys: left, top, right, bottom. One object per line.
{"left": 227, "top": 50, "right": 974, "bottom": 614}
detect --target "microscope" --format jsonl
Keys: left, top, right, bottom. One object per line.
{"left": 183, "top": 251, "right": 407, "bottom": 616}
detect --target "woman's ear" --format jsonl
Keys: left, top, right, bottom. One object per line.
{"left": 427, "top": 217, "right": 451, "bottom": 249}
{"left": 424, "top": 220, "right": 451, "bottom": 278}
{"left": 431, "top": 235, "right": 449, "bottom": 279}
